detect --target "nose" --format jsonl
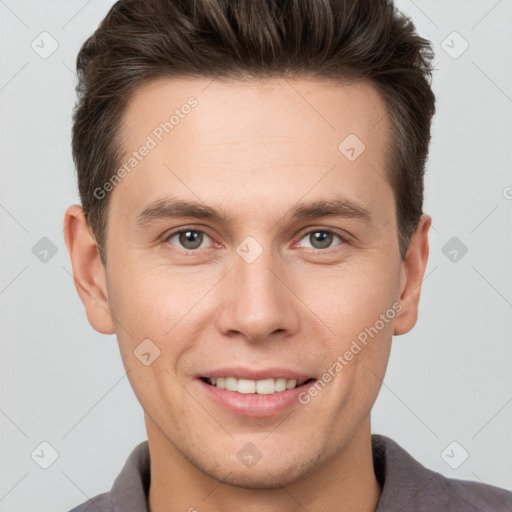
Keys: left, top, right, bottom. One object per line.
{"left": 215, "top": 243, "right": 301, "bottom": 344}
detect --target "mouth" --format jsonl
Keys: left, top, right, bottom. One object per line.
{"left": 199, "top": 376, "right": 316, "bottom": 395}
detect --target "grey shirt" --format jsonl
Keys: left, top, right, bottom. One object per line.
{"left": 69, "top": 434, "right": 512, "bottom": 511}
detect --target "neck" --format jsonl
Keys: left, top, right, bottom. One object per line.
{"left": 146, "top": 415, "right": 381, "bottom": 512}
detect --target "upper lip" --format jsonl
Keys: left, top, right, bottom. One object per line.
{"left": 196, "top": 367, "right": 316, "bottom": 381}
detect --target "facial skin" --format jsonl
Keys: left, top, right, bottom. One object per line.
{"left": 64, "top": 77, "right": 430, "bottom": 512}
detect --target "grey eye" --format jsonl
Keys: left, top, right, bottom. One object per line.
{"left": 168, "top": 230, "right": 210, "bottom": 250}
{"left": 300, "top": 230, "right": 342, "bottom": 250}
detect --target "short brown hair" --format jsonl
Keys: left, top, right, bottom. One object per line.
{"left": 72, "top": 0, "right": 435, "bottom": 264}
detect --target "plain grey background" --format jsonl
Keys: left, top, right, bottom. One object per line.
{"left": 1, "top": 1, "right": 511, "bottom": 511}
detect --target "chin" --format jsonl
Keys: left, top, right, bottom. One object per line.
{"left": 211, "top": 465, "right": 305, "bottom": 490}
{"left": 199, "top": 450, "right": 323, "bottom": 490}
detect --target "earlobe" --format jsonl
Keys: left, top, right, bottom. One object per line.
{"left": 393, "top": 214, "right": 431, "bottom": 336}
{"left": 63, "top": 205, "right": 115, "bottom": 335}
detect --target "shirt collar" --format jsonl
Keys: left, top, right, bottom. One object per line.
{"left": 110, "top": 440, "right": 151, "bottom": 512}
{"left": 372, "top": 434, "right": 438, "bottom": 511}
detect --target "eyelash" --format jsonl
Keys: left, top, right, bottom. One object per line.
{"left": 163, "top": 227, "right": 349, "bottom": 254}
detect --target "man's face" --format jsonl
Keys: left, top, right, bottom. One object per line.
{"left": 77, "top": 77, "right": 422, "bottom": 488}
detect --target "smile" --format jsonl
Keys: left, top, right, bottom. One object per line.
{"left": 201, "top": 376, "right": 315, "bottom": 394}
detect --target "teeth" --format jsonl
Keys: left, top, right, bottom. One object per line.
{"left": 206, "top": 377, "right": 307, "bottom": 394}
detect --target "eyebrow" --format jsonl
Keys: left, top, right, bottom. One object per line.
{"left": 135, "top": 196, "right": 372, "bottom": 228}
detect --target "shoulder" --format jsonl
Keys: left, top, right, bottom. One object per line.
{"left": 66, "top": 440, "right": 150, "bottom": 512}
{"left": 372, "top": 434, "right": 512, "bottom": 512}
{"left": 435, "top": 473, "right": 512, "bottom": 512}
{"left": 67, "top": 492, "right": 111, "bottom": 512}
{"left": 428, "top": 472, "right": 512, "bottom": 511}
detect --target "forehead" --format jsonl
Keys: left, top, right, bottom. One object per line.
{"left": 122, "top": 76, "right": 388, "bottom": 147}
{"left": 111, "top": 76, "right": 393, "bottom": 227}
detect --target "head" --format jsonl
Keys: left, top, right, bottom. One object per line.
{"left": 64, "top": 0, "right": 434, "bottom": 490}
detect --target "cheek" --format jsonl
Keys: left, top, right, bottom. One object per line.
{"left": 105, "top": 267, "right": 199, "bottom": 415}
{"left": 108, "top": 262, "right": 188, "bottom": 331}
{"left": 106, "top": 263, "right": 216, "bottom": 365}
{"left": 300, "top": 256, "right": 400, "bottom": 344}
{"left": 299, "top": 259, "right": 398, "bottom": 404}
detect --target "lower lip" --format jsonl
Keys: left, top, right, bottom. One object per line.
{"left": 197, "top": 378, "right": 316, "bottom": 417}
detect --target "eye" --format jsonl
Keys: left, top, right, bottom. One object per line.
{"left": 166, "top": 229, "right": 213, "bottom": 251}
{"left": 297, "top": 229, "right": 346, "bottom": 250}
{"left": 164, "top": 227, "right": 347, "bottom": 254}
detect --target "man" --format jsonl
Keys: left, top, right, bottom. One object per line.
{"left": 63, "top": 0, "right": 512, "bottom": 510}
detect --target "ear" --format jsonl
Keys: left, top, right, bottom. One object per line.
{"left": 63, "top": 205, "right": 115, "bottom": 335}
{"left": 394, "top": 214, "right": 431, "bottom": 336}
